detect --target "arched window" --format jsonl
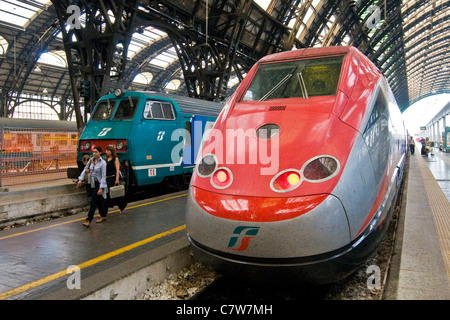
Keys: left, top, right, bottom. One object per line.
{"left": 0, "top": 35, "right": 8, "bottom": 55}
{"left": 14, "top": 97, "right": 59, "bottom": 120}
{"left": 133, "top": 72, "right": 153, "bottom": 85}
{"left": 165, "top": 79, "right": 181, "bottom": 91}
{"left": 37, "top": 50, "right": 68, "bottom": 68}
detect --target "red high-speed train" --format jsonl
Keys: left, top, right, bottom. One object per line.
{"left": 185, "top": 46, "right": 407, "bottom": 284}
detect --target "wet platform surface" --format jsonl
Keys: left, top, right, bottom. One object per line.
{"left": 422, "top": 150, "right": 450, "bottom": 201}
{"left": 0, "top": 191, "right": 188, "bottom": 299}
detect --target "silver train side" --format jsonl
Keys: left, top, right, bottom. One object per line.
{"left": 185, "top": 76, "right": 407, "bottom": 285}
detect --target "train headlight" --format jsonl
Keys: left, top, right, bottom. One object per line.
{"left": 301, "top": 155, "right": 340, "bottom": 182}
{"left": 196, "top": 154, "right": 217, "bottom": 178}
{"left": 83, "top": 141, "right": 91, "bottom": 150}
{"left": 270, "top": 169, "right": 302, "bottom": 193}
{"left": 114, "top": 88, "right": 125, "bottom": 97}
{"left": 116, "top": 141, "right": 124, "bottom": 150}
{"left": 211, "top": 167, "right": 233, "bottom": 189}
{"left": 256, "top": 123, "right": 280, "bottom": 139}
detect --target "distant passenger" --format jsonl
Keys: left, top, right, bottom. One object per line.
{"left": 425, "top": 137, "right": 434, "bottom": 155}
{"left": 421, "top": 137, "right": 433, "bottom": 156}
{"left": 409, "top": 136, "right": 415, "bottom": 155}
{"left": 105, "top": 145, "right": 127, "bottom": 214}
{"left": 77, "top": 146, "right": 108, "bottom": 227}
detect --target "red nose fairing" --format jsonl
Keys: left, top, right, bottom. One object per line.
{"left": 191, "top": 95, "right": 358, "bottom": 222}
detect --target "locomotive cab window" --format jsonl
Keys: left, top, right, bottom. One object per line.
{"left": 92, "top": 99, "right": 116, "bottom": 120}
{"left": 114, "top": 98, "right": 139, "bottom": 120}
{"left": 242, "top": 56, "right": 344, "bottom": 102}
{"left": 144, "top": 100, "right": 176, "bottom": 120}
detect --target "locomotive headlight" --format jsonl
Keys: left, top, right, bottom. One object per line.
{"left": 301, "top": 155, "right": 340, "bottom": 182}
{"left": 114, "top": 88, "right": 125, "bottom": 97}
{"left": 116, "top": 141, "right": 124, "bottom": 150}
{"left": 196, "top": 154, "right": 217, "bottom": 178}
{"left": 211, "top": 167, "right": 233, "bottom": 189}
{"left": 271, "top": 169, "right": 302, "bottom": 193}
{"left": 83, "top": 141, "right": 91, "bottom": 150}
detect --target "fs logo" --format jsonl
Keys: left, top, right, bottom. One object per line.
{"left": 227, "top": 226, "right": 260, "bottom": 251}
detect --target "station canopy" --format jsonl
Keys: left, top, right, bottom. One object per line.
{"left": 0, "top": 0, "right": 448, "bottom": 113}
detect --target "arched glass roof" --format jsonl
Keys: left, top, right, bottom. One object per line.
{"left": 0, "top": 0, "right": 51, "bottom": 29}
{"left": 0, "top": 0, "right": 448, "bottom": 114}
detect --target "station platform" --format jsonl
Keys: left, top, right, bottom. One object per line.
{"left": 0, "top": 146, "right": 449, "bottom": 300}
{"left": 0, "top": 188, "right": 191, "bottom": 300}
{"left": 386, "top": 145, "right": 450, "bottom": 299}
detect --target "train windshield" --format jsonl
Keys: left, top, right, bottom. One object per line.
{"left": 91, "top": 99, "right": 117, "bottom": 120}
{"left": 113, "top": 97, "right": 139, "bottom": 120}
{"left": 242, "top": 56, "right": 344, "bottom": 102}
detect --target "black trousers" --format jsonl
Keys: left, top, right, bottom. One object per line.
{"left": 409, "top": 144, "right": 415, "bottom": 154}
{"left": 87, "top": 181, "right": 107, "bottom": 221}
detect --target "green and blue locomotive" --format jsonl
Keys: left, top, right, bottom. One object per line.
{"left": 72, "top": 90, "right": 223, "bottom": 191}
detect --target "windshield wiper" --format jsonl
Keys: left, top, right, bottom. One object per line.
{"left": 297, "top": 71, "right": 309, "bottom": 99}
{"left": 259, "top": 66, "right": 297, "bottom": 102}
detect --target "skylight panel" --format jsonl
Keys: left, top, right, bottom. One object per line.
{"left": 149, "top": 47, "right": 177, "bottom": 69}
{"left": 128, "top": 27, "right": 167, "bottom": 59}
{"left": 0, "top": 0, "right": 51, "bottom": 28}
{"left": 254, "top": 0, "right": 271, "bottom": 11}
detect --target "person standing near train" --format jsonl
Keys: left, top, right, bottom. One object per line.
{"left": 105, "top": 145, "right": 127, "bottom": 214}
{"left": 409, "top": 136, "right": 415, "bottom": 155}
{"left": 77, "top": 146, "right": 108, "bottom": 227}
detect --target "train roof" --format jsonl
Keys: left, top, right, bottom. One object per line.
{"left": 138, "top": 91, "right": 224, "bottom": 118}
{"left": 259, "top": 46, "right": 358, "bottom": 63}
{"left": 101, "top": 91, "right": 224, "bottom": 118}
{"left": 0, "top": 117, "right": 78, "bottom": 131}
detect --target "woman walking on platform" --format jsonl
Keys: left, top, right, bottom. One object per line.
{"left": 77, "top": 146, "right": 108, "bottom": 227}
{"left": 105, "top": 145, "right": 127, "bottom": 214}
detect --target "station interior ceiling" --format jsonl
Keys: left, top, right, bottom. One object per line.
{"left": 0, "top": 0, "right": 448, "bottom": 121}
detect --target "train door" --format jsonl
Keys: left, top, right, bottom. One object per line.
{"left": 132, "top": 99, "right": 179, "bottom": 185}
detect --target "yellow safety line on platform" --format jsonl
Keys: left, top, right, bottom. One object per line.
{"left": 0, "top": 193, "right": 187, "bottom": 241}
{"left": 417, "top": 154, "right": 450, "bottom": 280}
{"left": 0, "top": 224, "right": 186, "bottom": 300}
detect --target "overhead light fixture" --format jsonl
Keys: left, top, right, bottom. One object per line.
{"left": 443, "top": 66, "right": 449, "bottom": 71}
{"left": 34, "top": 65, "right": 41, "bottom": 72}
{"left": 43, "top": 88, "right": 48, "bottom": 94}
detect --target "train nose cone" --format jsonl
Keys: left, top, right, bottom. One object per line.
{"left": 186, "top": 187, "right": 351, "bottom": 258}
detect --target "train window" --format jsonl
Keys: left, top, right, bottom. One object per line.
{"left": 144, "top": 101, "right": 175, "bottom": 120}
{"left": 92, "top": 99, "right": 116, "bottom": 120}
{"left": 242, "top": 56, "right": 344, "bottom": 102}
{"left": 364, "top": 90, "right": 388, "bottom": 134}
{"left": 162, "top": 103, "right": 175, "bottom": 119}
{"left": 114, "top": 98, "right": 139, "bottom": 120}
